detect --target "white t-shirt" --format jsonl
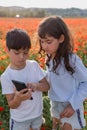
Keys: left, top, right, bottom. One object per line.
{"left": 1, "top": 60, "right": 45, "bottom": 122}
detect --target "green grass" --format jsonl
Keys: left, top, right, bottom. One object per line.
{"left": 83, "top": 100, "right": 87, "bottom": 130}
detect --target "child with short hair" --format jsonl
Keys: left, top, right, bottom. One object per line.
{"left": 1, "top": 28, "right": 50, "bottom": 130}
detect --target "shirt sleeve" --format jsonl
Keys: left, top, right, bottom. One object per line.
{"left": 68, "top": 54, "right": 87, "bottom": 110}
{"left": 1, "top": 74, "right": 14, "bottom": 94}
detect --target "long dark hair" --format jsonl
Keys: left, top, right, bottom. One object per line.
{"left": 38, "top": 16, "right": 75, "bottom": 74}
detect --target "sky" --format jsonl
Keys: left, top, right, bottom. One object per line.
{"left": 0, "top": 0, "right": 87, "bottom": 9}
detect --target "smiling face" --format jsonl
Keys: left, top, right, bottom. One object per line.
{"left": 39, "top": 34, "right": 64, "bottom": 59}
{"left": 7, "top": 48, "right": 29, "bottom": 69}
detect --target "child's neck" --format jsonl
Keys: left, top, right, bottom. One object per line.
{"left": 10, "top": 64, "right": 26, "bottom": 70}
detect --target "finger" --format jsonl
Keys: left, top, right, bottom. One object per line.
{"left": 60, "top": 110, "right": 68, "bottom": 118}
{"left": 27, "top": 84, "right": 33, "bottom": 90}
{"left": 60, "top": 113, "right": 65, "bottom": 118}
{"left": 14, "top": 87, "right": 17, "bottom": 92}
{"left": 60, "top": 110, "right": 66, "bottom": 117}
{"left": 20, "top": 88, "right": 28, "bottom": 94}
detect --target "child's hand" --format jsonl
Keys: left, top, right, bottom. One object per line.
{"left": 27, "top": 83, "right": 38, "bottom": 92}
{"left": 60, "top": 104, "right": 75, "bottom": 118}
{"left": 15, "top": 88, "right": 32, "bottom": 101}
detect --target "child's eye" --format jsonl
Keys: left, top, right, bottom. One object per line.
{"left": 46, "top": 40, "right": 52, "bottom": 44}
{"left": 47, "top": 41, "right": 51, "bottom": 44}
{"left": 24, "top": 52, "right": 28, "bottom": 55}
{"left": 41, "top": 40, "right": 51, "bottom": 44}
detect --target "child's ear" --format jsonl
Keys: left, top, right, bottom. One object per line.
{"left": 6, "top": 46, "right": 10, "bottom": 54}
{"left": 59, "top": 34, "right": 64, "bottom": 43}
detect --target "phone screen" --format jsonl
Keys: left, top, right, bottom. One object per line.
{"left": 12, "top": 80, "right": 33, "bottom": 100}
{"left": 12, "top": 80, "right": 27, "bottom": 91}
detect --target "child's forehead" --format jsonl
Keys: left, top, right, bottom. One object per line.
{"left": 12, "top": 48, "right": 29, "bottom": 52}
{"left": 39, "top": 35, "right": 55, "bottom": 41}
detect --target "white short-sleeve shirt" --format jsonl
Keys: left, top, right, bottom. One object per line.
{"left": 1, "top": 60, "right": 45, "bottom": 122}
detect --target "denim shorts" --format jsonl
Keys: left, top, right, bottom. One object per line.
{"left": 51, "top": 101, "right": 86, "bottom": 129}
{"left": 10, "top": 115, "right": 43, "bottom": 130}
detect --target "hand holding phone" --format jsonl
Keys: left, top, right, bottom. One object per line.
{"left": 12, "top": 80, "right": 33, "bottom": 100}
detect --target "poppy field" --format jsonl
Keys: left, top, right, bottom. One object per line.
{"left": 0, "top": 17, "right": 87, "bottom": 130}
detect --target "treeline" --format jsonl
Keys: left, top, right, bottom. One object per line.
{"left": 0, "top": 6, "right": 87, "bottom": 18}
{"left": 0, "top": 6, "right": 46, "bottom": 17}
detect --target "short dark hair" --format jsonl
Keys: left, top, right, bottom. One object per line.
{"left": 6, "top": 28, "right": 31, "bottom": 50}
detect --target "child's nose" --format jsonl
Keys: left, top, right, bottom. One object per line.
{"left": 20, "top": 53, "right": 24, "bottom": 59}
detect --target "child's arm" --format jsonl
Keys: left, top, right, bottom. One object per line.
{"left": 6, "top": 88, "right": 32, "bottom": 109}
{"left": 69, "top": 54, "right": 87, "bottom": 111}
{"left": 27, "top": 77, "right": 50, "bottom": 92}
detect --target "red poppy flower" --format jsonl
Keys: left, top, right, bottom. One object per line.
{"left": 0, "top": 107, "right": 4, "bottom": 112}
{"left": 0, "top": 121, "right": 3, "bottom": 126}
{"left": 41, "top": 127, "right": 45, "bottom": 130}
{"left": 84, "top": 111, "right": 87, "bottom": 115}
